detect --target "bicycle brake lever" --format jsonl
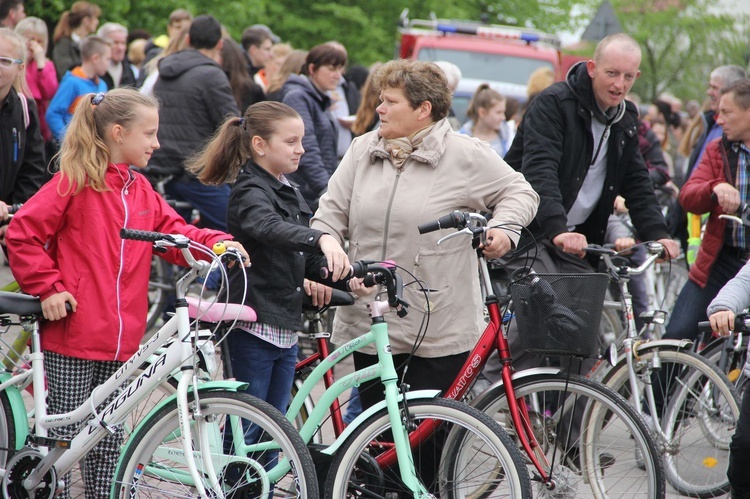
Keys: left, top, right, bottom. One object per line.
{"left": 437, "top": 227, "right": 473, "bottom": 245}
{"left": 719, "top": 214, "right": 744, "bottom": 225}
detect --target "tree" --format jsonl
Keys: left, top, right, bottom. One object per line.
{"left": 606, "top": 0, "right": 750, "bottom": 102}
{"left": 29, "top": 0, "right": 593, "bottom": 67}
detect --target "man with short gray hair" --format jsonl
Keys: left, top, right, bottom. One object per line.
{"left": 97, "top": 22, "right": 136, "bottom": 88}
{"left": 685, "top": 64, "right": 747, "bottom": 178}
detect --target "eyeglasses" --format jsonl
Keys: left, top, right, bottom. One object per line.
{"left": 0, "top": 57, "right": 23, "bottom": 69}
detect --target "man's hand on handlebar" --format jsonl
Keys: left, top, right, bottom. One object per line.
{"left": 481, "top": 228, "right": 512, "bottom": 259}
{"left": 709, "top": 310, "right": 736, "bottom": 337}
{"left": 553, "top": 232, "right": 588, "bottom": 257}
{"left": 657, "top": 238, "right": 679, "bottom": 261}
{"left": 713, "top": 183, "right": 741, "bottom": 214}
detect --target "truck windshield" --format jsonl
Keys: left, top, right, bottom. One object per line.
{"left": 416, "top": 48, "right": 554, "bottom": 86}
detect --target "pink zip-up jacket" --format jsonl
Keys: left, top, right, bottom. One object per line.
{"left": 7, "top": 163, "right": 230, "bottom": 361}
{"left": 24, "top": 59, "right": 59, "bottom": 142}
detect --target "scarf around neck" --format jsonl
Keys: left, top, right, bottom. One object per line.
{"left": 384, "top": 122, "right": 436, "bottom": 168}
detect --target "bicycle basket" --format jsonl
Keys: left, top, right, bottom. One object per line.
{"left": 510, "top": 273, "right": 609, "bottom": 358}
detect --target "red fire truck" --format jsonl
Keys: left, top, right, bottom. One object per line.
{"left": 398, "top": 11, "right": 575, "bottom": 122}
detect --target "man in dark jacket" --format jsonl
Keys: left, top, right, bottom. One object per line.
{"left": 97, "top": 22, "right": 136, "bottom": 89}
{"left": 480, "top": 33, "right": 678, "bottom": 394}
{"left": 149, "top": 14, "right": 239, "bottom": 231}
{"left": 504, "top": 33, "right": 676, "bottom": 261}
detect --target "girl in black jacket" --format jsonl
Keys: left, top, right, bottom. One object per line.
{"left": 187, "top": 101, "right": 350, "bottom": 422}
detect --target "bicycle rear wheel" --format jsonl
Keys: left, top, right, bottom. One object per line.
{"left": 112, "top": 390, "right": 318, "bottom": 498}
{"left": 0, "top": 390, "right": 17, "bottom": 469}
{"left": 472, "top": 372, "right": 666, "bottom": 498}
{"left": 603, "top": 347, "right": 740, "bottom": 497}
{"left": 325, "top": 397, "right": 532, "bottom": 498}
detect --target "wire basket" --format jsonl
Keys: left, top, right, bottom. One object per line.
{"left": 510, "top": 273, "right": 609, "bottom": 358}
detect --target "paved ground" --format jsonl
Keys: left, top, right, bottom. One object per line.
{"left": 0, "top": 254, "right": 730, "bottom": 497}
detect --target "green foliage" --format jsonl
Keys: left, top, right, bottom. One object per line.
{"left": 28, "top": 0, "right": 589, "bottom": 67}
{"left": 609, "top": 0, "right": 750, "bottom": 102}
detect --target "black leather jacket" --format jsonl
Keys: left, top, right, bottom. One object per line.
{"left": 225, "top": 162, "right": 341, "bottom": 330}
{"left": 505, "top": 62, "right": 669, "bottom": 247}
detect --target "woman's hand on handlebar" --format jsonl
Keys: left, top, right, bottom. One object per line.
{"left": 42, "top": 291, "right": 77, "bottom": 321}
{"left": 481, "top": 228, "right": 512, "bottom": 259}
{"left": 709, "top": 309, "right": 736, "bottom": 337}
{"left": 318, "top": 234, "right": 350, "bottom": 282}
{"left": 304, "top": 278, "right": 333, "bottom": 307}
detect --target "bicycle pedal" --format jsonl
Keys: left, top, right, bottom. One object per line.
{"left": 31, "top": 436, "right": 71, "bottom": 449}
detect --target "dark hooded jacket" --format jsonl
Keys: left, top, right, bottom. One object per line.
{"left": 505, "top": 61, "right": 669, "bottom": 248}
{"left": 281, "top": 74, "right": 338, "bottom": 209}
{"left": 149, "top": 49, "right": 239, "bottom": 176}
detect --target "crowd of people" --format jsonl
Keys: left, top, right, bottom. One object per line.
{"left": 4, "top": 0, "right": 750, "bottom": 495}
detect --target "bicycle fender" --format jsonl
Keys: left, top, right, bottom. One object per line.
{"left": 321, "top": 389, "right": 441, "bottom": 455}
{"left": 0, "top": 372, "right": 29, "bottom": 451}
{"left": 598, "top": 339, "right": 694, "bottom": 385}
{"left": 112, "top": 379, "right": 249, "bottom": 497}
{"left": 469, "top": 367, "right": 563, "bottom": 411}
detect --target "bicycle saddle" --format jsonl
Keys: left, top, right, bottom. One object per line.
{"left": 302, "top": 288, "right": 355, "bottom": 311}
{"left": 186, "top": 297, "right": 257, "bottom": 323}
{"left": 0, "top": 291, "right": 42, "bottom": 316}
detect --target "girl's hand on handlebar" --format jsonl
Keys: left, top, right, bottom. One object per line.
{"left": 319, "top": 234, "right": 350, "bottom": 281}
{"left": 709, "top": 310, "right": 736, "bottom": 337}
{"left": 222, "top": 241, "right": 251, "bottom": 267}
{"left": 481, "top": 228, "right": 512, "bottom": 259}
{"left": 42, "top": 291, "right": 77, "bottom": 321}
{"left": 304, "top": 278, "right": 332, "bottom": 307}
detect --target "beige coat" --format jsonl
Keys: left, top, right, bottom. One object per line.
{"left": 311, "top": 118, "right": 539, "bottom": 357}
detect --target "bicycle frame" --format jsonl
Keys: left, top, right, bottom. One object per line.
{"left": 0, "top": 236, "right": 249, "bottom": 498}
{"left": 286, "top": 264, "right": 435, "bottom": 497}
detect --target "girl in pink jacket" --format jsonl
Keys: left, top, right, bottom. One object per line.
{"left": 7, "top": 88, "right": 248, "bottom": 498}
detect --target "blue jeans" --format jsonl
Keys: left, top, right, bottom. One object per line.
{"left": 165, "top": 177, "right": 230, "bottom": 231}
{"left": 227, "top": 331, "right": 298, "bottom": 416}
{"left": 223, "top": 331, "right": 298, "bottom": 472}
{"left": 663, "top": 246, "right": 746, "bottom": 342}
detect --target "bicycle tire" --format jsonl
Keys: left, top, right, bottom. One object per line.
{"left": 472, "top": 372, "right": 666, "bottom": 498}
{"left": 602, "top": 347, "right": 740, "bottom": 498}
{"left": 145, "top": 255, "right": 169, "bottom": 332}
{"left": 290, "top": 377, "right": 323, "bottom": 445}
{"left": 0, "top": 390, "right": 17, "bottom": 469}
{"left": 700, "top": 336, "right": 749, "bottom": 392}
{"left": 325, "top": 397, "right": 532, "bottom": 498}
{"left": 112, "top": 390, "right": 318, "bottom": 498}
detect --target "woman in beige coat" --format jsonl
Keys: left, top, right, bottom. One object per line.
{"left": 311, "top": 58, "right": 539, "bottom": 412}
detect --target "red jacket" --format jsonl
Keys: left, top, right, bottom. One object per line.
{"left": 680, "top": 137, "right": 739, "bottom": 288}
{"left": 7, "top": 163, "right": 230, "bottom": 361}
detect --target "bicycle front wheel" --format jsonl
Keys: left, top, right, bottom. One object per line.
{"left": 113, "top": 390, "right": 318, "bottom": 498}
{"left": 325, "top": 397, "right": 532, "bottom": 498}
{"left": 472, "top": 372, "right": 666, "bottom": 498}
{"left": 603, "top": 346, "right": 740, "bottom": 498}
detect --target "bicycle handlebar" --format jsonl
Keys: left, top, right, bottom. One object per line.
{"left": 698, "top": 314, "right": 750, "bottom": 334}
{"left": 586, "top": 242, "right": 665, "bottom": 278}
{"left": 321, "top": 260, "right": 409, "bottom": 316}
{"left": 120, "top": 228, "right": 187, "bottom": 245}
